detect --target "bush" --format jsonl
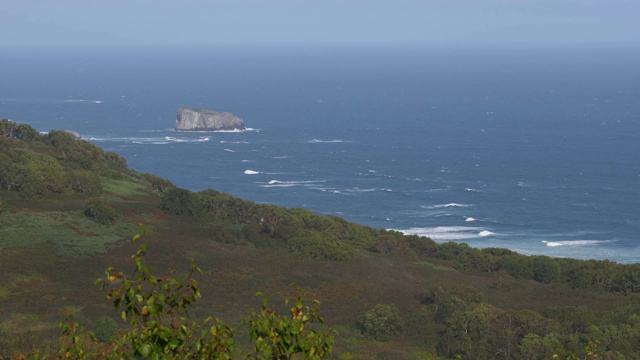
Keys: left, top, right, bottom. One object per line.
{"left": 161, "top": 187, "right": 201, "bottom": 215}
{"left": 358, "top": 304, "right": 402, "bottom": 341}
{"left": 287, "top": 231, "right": 353, "bottom": 261}
{"left": 105, "top": 151, "right": 128, "bottom": 169}
{"left": 93, "top": 316, "right": 118, "bottom": 343}
{"left": 84, "top": 197, "right": 117, "bottom": 225}
{"left": 67, "top": 170, "right": 103, "bottom": 195}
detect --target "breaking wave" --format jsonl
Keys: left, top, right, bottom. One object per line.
{"left": 394, "top": 226, "right": 494, "bottom": 241}
{"left": 260, "top": 180, "right": 327, "bottom": 188}
{"left": 542, "top": 240, "right": 610, "bottom": 247}
{"left": 421, "top": 203, "right": 472, "bottom": 209}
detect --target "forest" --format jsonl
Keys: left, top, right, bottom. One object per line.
{"left": 1, "top": 118, "right": 640, "bottom": 359}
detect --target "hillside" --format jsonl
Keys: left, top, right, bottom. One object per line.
{"left": 1, "top": 119, "right": 640, "bottom": 359}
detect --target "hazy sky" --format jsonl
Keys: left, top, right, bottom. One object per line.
{"left": 1, "top": 0, "right": 638, "bottom": 47}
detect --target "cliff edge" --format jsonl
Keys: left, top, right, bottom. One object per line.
{"left": 175, "top": 107, "right": 245, "bottom": 131}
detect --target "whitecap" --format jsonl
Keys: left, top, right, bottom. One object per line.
{"left": 220, "top": 141, "right": 250, "bottom": 144}
{"left": 261, "top": 180, "right": 326, "bottom": 188}
{"left": 465, "top": 188, "right": 480, "bottom": 192}
{"left": 394, "top": 226, "right": 487, "bottom": 241}
{"left": 244, "top": 170, "right": 260, "bottom": 175}
{"left": 224, "top": 149, "right": 235, "bottom": 152}
{"left": 214, "top": 127, "right": 256, "bottom": 133}
{"left": 465, "top": 217, "right": 476, "bottom": 222}
{"left": 346, "top": 187, "right": 377, "bottom": 193}
{"left": 479, "top": 230, "right": 495, "bottom": 237}
{"left": 308, "top": 139, "right": 349, "bottom": 143}
{"left": 542, "top": 240, "right": 609, "bottom": 247}
{"left": 422, "top": 203, "right": 472, "bottom": 209}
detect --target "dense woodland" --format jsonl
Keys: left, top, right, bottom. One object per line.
{"left": 2, "top": 119, "right": 640, "bottom": 359}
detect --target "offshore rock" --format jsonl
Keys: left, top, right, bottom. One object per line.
{"left": 175, "top": 107, "right": 245, "bottom": 131}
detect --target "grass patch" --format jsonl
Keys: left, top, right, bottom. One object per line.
{"left": 0, "top": 210, "right": 137, "bottom": 257}
{"left": 101, "top": 175, "right": 149, "bottom": 198}
{"left": 413, "top": 261, "right": 457, "bottom": 272}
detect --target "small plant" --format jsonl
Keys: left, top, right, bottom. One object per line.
{"left": 246, "top": 288, "right": 336, "bottom": 359}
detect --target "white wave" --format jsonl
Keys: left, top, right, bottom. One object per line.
{"left": 479, "top": 230, "right": 495, "bottom": 237}
{"left": 220, "top": 141, "right": 250, "bottom": 144}
{"left": 421, "top": 203, "right": 472, "bottom": 209}
{"left": 307, "top": 139, "right": 350, "bottom": 143}
{"left": 63, "top": 99, "right": 102, "bottom": 104}
{"left": 215, "top": 127, "right": 256, "bottom": 133}
{"left": 271, "top": 155, "right": 291, "bottom": 159}
{"left": 395, "top": 226, "right": 488, "bottom": 241}
{"left": 244, "top": 170, "right": 260, "bottom": 175}
{"left": 346, "top": 187, "right": 377, "bottom": 193}
{"left": 159, "top": 136, "right": 211, "bottom": 143}
{"left": 267, "top": 180, "right": 325, "bottom": 185}
{"left": 261, "top": 179, "right": 326, "bottom": 188}
{"left": 224, "top": 149, "right": 235, "bottom": 152}
{"left": 465, "top": 217, "right": 477, "bottom": 222}
{"left": 241, "top": 160, "right": 252, "bottom": 162}
{"left": 465, "top": 188, "right": 480, "bottom": 192}
{"left": 176, "top": 128, "right": 257, "bottom": 133}
{"left": 542, "top": 240, "right": 609, "bottom": 247}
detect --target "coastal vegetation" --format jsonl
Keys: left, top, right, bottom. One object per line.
{"left": 2, "top": 119, "right": 640, "bottom": 359}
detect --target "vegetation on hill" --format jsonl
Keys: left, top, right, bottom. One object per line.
{"left": 2, "top": 119, "right": 640, "bottom": 359}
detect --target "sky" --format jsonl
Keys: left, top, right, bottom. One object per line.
{"left": 1, "top": 0, "right": 638, "bottom": 47}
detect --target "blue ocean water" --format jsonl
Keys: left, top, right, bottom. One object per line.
{"left": 1, "top": 45, "right": 639, "bottom": 263}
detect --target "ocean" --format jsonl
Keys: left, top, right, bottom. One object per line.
{"left": 1, "top": 44, "right": 639, "bottom": 263}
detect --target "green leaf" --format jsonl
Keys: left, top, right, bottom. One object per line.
{"left": 139, "top": 343, "right": 152, "bottom": 357}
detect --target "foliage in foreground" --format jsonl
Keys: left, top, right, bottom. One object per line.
{"left": 3, "top": 231, "right": 335, "bottom": 360}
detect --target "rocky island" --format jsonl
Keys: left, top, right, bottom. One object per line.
{"left": 175, "top": 107, "right": 246, "bottom": 131}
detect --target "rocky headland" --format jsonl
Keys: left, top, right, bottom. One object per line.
{"left": 175, "top": 107, "right": 245, "bottom": 131}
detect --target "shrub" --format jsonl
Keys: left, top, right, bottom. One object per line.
{"left": 142, "top": 173, "right": 175, "bottom": 195}
{"left": 93, "top": 316, "right": 118, "bottom": 343}
{"left": 67, "top": 170, "right": 103, "bottom": 195}
{"left": 358, "top": 304, "right": 402, "bottom": 341}
{"left": 84, "top": 197, "right": 117, "bottom": 225}
{"left": 161, "top": 187, "right": 201, "bottom": 215}
{"left": 287, "top": 231, "right": 353, "bottom": 261}
{"left": 105, "top": 151, "right": 127, "bottom": 169}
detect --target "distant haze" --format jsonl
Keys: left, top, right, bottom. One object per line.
{"left": 1, "top": 0, "right": 639, "bottom": 47}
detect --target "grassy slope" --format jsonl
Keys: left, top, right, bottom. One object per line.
{"left": 0, "top": 125, "right": 635, "bottom": 359}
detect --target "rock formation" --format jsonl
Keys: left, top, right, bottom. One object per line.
{"left": 175, "top": 107, "right": 245, "bottom": 131}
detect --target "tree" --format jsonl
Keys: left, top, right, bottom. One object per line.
{"left": 532, "top": 256, "right": 561, "bottom": 284}
{"left": 358, "top": 304, "right": 402, "bottom": 341}
{"left": 518, "top": 333, "right": 563, "bottom": 360}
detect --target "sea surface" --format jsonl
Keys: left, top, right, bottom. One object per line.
{"left": 1, "top": 45, "right": 639, "bottom": 263}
